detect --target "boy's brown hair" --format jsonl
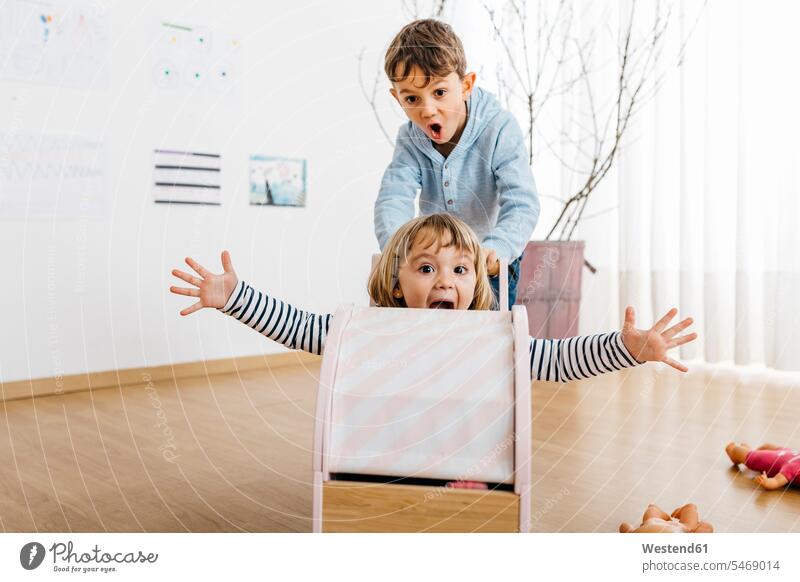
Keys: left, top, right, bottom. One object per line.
{"left": 384, "top": 19, "right": 467, "bottom": 85}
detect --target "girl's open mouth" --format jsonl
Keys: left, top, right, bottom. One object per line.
{"left": 429, "top": 300, "right": 454, "bottom": 309}
{"left": 429, "top": 123, "right": 443, "bottom": 140}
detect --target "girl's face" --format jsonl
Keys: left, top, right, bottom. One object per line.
{"left": 394, "top": 234, "right": 477, "bottom": 310}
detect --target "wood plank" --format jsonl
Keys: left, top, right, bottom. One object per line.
{"left": 322, "top": 481, "right": 519, "bottom": 532}
{"left": 0, "top": 351, "right": 320, "bottom": 402}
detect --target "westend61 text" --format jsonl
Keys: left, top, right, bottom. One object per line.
{"left": 642, "top": 543, "right": 708, "bottom": 554}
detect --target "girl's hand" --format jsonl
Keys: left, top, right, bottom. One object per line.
{"left": 170, "top": 251, "right": 238, "bottom": 316}
{"left": 620, "top": 306, "right": 697, "bottom": 372}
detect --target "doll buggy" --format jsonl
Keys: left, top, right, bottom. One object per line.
{"left": 311, "top": 263, "right": 531, "bottom": 532}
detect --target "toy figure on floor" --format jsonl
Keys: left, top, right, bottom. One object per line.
{"left": 619, "top": 503, "right": 713, "bottom": 533}
{"left": 726, "top": 442, "right": 800, "bottom": 490}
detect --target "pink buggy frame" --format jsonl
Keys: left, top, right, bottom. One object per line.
{"left": 311, "top": 262, "right": 531, "bottom": 532}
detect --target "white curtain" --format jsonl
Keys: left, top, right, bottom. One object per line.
{"left": 614, "top": 0, "right": 800, "bottom": 371}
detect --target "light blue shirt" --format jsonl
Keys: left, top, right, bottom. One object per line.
{"left": 374, "top": 87, "right": 540, "bottom": 260}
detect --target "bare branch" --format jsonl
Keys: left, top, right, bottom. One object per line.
{"left": 483, "top": 2, "right": 530, "bottom": 90}
{"left": 358, "top": 48, "right": 394, "bottom": 146}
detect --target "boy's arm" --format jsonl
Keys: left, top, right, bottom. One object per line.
{"left": 528, "top": 332, "right": 639, "bottom": 383}
{"left": 219, "top": 280, "right": 332, "bottom": 355}
{"left": 374, "top": 126, "right": 422, "bottom": 251}
{"left": 484, "top": 116, "right": 540, "bottom": 260}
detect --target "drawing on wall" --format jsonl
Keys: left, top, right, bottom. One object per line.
{"left": 153, "top": 149, "right": 221, "bottom": 205}
{"left": 0, "top": 0, "right": 110, "bottom": 87}
{"left": 249, "top": 156, "right": 307, "bottom": 207}
{"left": 0, "top": 132, "right": 105, "bottom": 219}
{"left": 153, "top": 21, "right": 241, "bottom": 93}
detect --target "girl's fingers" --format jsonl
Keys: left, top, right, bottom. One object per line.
{"left": 667, "top": 332, "right": 698, "bottom": 348}
{"left": 172, "top": 269, "right": 201, "bottom": 287}
{"left": 663, "top": 317, "right": 693, "bottom": 339}
{"left": 170, "top": 286, "right": 200, "bottom": 297}
{"left": 662, "top": 356, "right": 688, "bottom": 373}
{"left": 185, "top": 256, "right": 211, "bottom": 278}
{"left": 180, "top": 301, "right": 203, "bottom": 316}
{"left": 653, "top": 308, "right": 678, "bottom": 333}
{"left": 221, "top": 250, "right": 235, "bottom": 274}
{"left": 623, "top": 306, "right": 636, "bottom": 331}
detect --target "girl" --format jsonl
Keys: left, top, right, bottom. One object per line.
{"left": 170, "top": 213, "right": 696, "bottom": 384}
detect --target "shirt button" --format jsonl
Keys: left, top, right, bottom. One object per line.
{"left": 444, "top": 164, "right": 448, "bottom": 169}
{"left": 444, "top": 181, "right": 449, "bottom": 187}
{"left": 447, "top": 199, "right": 454, "bottom": 205}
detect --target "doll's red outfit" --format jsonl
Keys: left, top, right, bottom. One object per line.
{"left": 745, "top": 448, "right": 800, "bottom": 483}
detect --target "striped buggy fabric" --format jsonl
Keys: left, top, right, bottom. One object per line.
{"left": 312, "top": 303, "right": 532, "bottom": 532}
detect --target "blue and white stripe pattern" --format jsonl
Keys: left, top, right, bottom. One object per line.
{"left": 220, "top": 280, "right": 640, "bottom": 380}
{"left": 219, "top": 280, "right": 331, "bottom": 355}
{"left": 527, "top": 334, "right": 639, "bottom": 382}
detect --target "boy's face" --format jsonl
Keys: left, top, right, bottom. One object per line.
{"left": 394, "top": 232, "right": 477, "bottom": 310}
{"left": 390, "top": 66, "right": 476, "bottom": 145}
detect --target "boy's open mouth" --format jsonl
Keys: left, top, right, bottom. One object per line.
{"left": 428, "top": 300, "right": 454, "bottom": 309}
{"left": 429, "top": 123, "right": 443, "bottom": 140}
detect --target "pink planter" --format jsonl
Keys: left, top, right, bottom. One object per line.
{"left": 515, "top": 241, "right": 585, "bottom": 339}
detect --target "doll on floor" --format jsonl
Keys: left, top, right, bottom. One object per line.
{"left": 725, "top": 442, "right": 800, "bottom": 490}
{"left": 619, "top": 503, "right": 714, "bottom": 533}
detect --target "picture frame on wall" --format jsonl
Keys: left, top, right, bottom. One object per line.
{"left": 249, "top": 155, "right": 306, "bottom": 207}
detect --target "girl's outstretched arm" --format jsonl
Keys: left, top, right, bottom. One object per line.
{"left": 528, "top": 307, "right": 697, "bottom": 382}
{"left": 170, "top": 251, "right": 331, "bottom": 355}
{"left": 528, "top": 331, "right": 638, "bottom": 382}
{"left": 219, "top": 279, "right": 331, "bottom": 355}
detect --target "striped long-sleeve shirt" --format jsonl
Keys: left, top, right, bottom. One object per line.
{"left": 219, "top": 280, "right": 641, "bottom": 382}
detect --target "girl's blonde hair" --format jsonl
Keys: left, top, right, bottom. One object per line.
{"left": 368, "top": 213, "right": 495, "bottom": 310}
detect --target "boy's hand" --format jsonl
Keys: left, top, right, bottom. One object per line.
{"left": 170, "top": 250, "right": 238, "bottom": 316}
{"left": 620, "top": 306, "right": 697, "bottom": 372}
{"left": 484, "top": 247, "right": 499, "bottom": 277}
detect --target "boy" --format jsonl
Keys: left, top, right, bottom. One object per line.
{"left": 374, "top": 18, "right": 540, "bottom": 307}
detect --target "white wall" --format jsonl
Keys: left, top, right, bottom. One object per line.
{"left": 0, "top": 1, "right": 408, "bottom": 383}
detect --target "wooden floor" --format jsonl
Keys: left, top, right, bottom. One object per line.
{"left": 2, "top": 361, "right": 799, "bottom": 532}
